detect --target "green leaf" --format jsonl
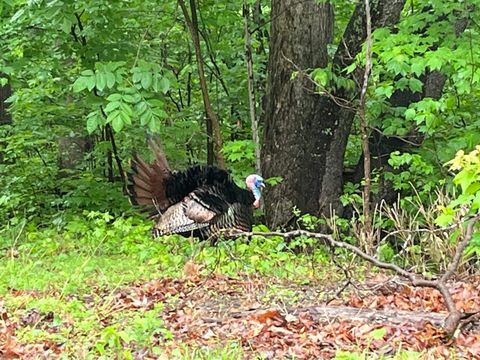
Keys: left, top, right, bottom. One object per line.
{"left": 107, "top": 110, "right": 120, "bottom": 124}
{"left": 72, "top": 77, "right": 87, "bottom": 92}
{"left": 61, "top": 18, "right": 72, "bottom": 34}
{"left": 472, "top": 192, "right": 480, "bottom": 211}
{"left": 148, "top": 117, "right": 161, "bottom": 133}
{"left": 104, "top": 101, "right": 121, "bottom": 113}
{"left": 454, "top": 169, "right": 476, "bottom": 193}
{"left": 86, "top": 115, "right": 99, "bottom": 134}
{"left": 132, "top": 71, "right": 142, "bottom": 83}
{"left": 147, "top": 99, "right": 163, "bottom": 108}
{"left": 265, "top": 176, "right": 283, "bottom": 185}
{"left": 10, "top": 9, "right": 25, "bottom": 23}
{"left": 119, "top": 110, "right": 131, "bottom": 125}
{"left": 106, "top": 72, "right": 116, "bottom": 89}
{"left": 313, "top": 69, "right": 328, "bottom": 87}
{"left": 395, "top": 77, "right": 409, "bottom": 90}
{"left": 344, "top": 62, "right": 356, "bottom": 75}
{"left": 140, "top": 109, "right": 153, "bottom": 126}
{"left": 369, "top": 327, "right": 386, "bottom": 340}
{"left": 466, "top": 233, "right": 480, "bottom": 256}
{"left": 120, "top": 103, "right": 133, "bottom": 117}
{"left": 411, "top": 61, "right": 425, "bottom": 77}
{"left": 375, "top": 85, "right": 394, "bottom": 98}
{"left": 135, "top": 101, "right": 148, "bottom": 115}
{"left": 96, "top": 72, "right": 106, "bottom": 92}
{"left": 427, "top": 56, "right": 443, "bottom": 71}
{"left": 158, "top": 77, "right": 170, "bottom": 94}
{"left": 152, "top": 108, "right": 167, "bottom": 118}
{"left": 141, "top": 72, "right": 153, "bottom": 89}
{"left": 408, "top": 78, "right": 423, "bottom": 93}
{"left": 86, "top": 76, "right": 96, "bottom": 91}
{"left": 449, "top": 194, "right": 474, "bottom": 208}
{"left": 107, "top": 93, "right": 122, "bottom": 102}
{"left": 122, "top": 95, "right": 136, "bottom": 103}
{"left": 435, "top": 212, "right": 454, "bottom": 227}
{"left": 405, "top": 108, "right": 416, "bottom": 121}
{"left": 111, "top": 115, "right": 124, "bottom": 132}
{"left": 466, "top": 182, "right": 480, "bottom": 197}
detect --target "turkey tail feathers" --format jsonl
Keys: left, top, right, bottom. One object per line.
{"left": 127, "top": 140, "right": 172, "bottom": 212}
{"left": 148, "top": 139, "right": 171, "bottom": 176}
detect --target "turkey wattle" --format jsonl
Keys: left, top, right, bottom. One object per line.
{"left": 127, "top": 143, "right": 264, "bottom": 239}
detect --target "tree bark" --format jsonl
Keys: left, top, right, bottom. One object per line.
{"left": 262, "top": 0, "right": 405, "bottom": 228}
{"left": 57, "top": 136, "right": 92, "bottom": 177}
{"left": 178, "top": 0, "right": 225, "bottom": 168}
{"left": 0, "top": 75, "right": 12, "bottom": 125}
{"left": 261, "top": 0, "right": 334, "bottom": 227}
{"left": 236, "top": 305, "right": 454, "bottom": 328}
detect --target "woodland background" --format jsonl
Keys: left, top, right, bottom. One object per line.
{"left": 1, "top": 0, "right": 480, "bottom": 358}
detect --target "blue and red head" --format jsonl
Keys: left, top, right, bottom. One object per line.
{"left": 245, "top": 174, "right": 265, "bottom": 208}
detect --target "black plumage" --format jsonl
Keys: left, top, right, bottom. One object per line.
{"left": 127, "top": 143, "right": 257, "bottom": 239}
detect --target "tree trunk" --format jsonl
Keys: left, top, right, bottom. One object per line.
{"left": 178, "top": 0, "right": 225, "bottom": 168}
{"left": 262, "top": 0, "right": 405, "bottom": 228}
{"left": 261, "top": 0, "right": 334, "bottom": 227}
{"left": 0, "top": 76, "right": 12, "bottom": 125}
{"left": 57, "top": 135, "right": 92, "bottom": 177}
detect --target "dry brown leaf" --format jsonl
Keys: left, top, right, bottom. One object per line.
{"left": 183, "top": 261, "right": 202, "bottom": 279}
{"left": 250, "top": 309, "right": 286, "bottom": 326}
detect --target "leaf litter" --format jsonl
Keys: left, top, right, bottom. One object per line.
{"left": 1, "top": 268, "right": 479, "bottom": 359}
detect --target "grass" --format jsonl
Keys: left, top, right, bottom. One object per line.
{"left": 0, "top": 212, "right": 337, "bottom": 358}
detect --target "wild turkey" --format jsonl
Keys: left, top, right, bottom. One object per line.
{"left": 127, "top": 143, "right": 264, "bottom": 239}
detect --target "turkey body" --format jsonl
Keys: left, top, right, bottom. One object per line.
{"left": 127, "top": 148, "right": 257, "bottom": 239}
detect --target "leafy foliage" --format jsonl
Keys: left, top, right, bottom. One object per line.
{"left": 436, "top": 146, "right": 480, "bottom": 256}
{"left": 0, "top": 0, "right": 267, "bottom": 226}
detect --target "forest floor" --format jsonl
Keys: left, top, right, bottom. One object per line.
{"left": 0, "top": 223, "right": 479, "bottom": 359}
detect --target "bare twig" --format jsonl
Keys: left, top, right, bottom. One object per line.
{"left": 133, "top": 25, "right": 152, "bottom": 69}
{"left": 98, "top": 106, "right": 126, "bottom": 185}
{"left": 371, "top": 126, "right": 422, "bottom": 147}
{"left": 358, "top": 0, "right": 374, "bottom": 252}
{"left": 281, "top": 53, "right": 355, "bottom": 111}
{"left": 442, "top": 218, "right": 477, "bottom": 282}
{"left": 325, "top": 243, "right": 355, "bottom": 304}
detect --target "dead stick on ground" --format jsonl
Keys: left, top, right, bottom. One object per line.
{"left": 222, "top": 214, "right": 480, "bottom": 337}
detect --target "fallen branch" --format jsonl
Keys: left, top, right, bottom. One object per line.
{"left": 231, "top": 305, "right": 450, "bottom": 328}
{"left": 223, "top": 214, "right": 480, "bottom": 336}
